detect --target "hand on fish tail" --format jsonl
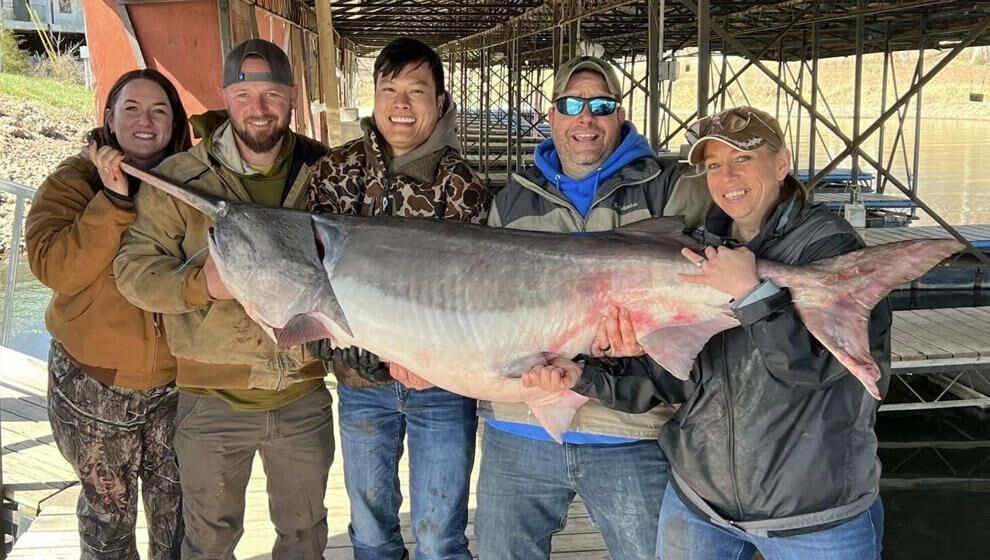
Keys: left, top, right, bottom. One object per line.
{"left": 759, "top": 238, "right": 964, "bottom": 399}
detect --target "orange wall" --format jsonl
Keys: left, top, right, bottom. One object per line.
{"left": 83, "top": 0, "right": 224, "bottom": 122}
{"left": 128, "top": 1, "right": 225, "bottom": 116}
{"left": 82, "top": 0, "right": 138, "bottom": 121}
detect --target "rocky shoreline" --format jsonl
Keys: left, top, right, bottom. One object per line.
{"left": 0, "top": 94, "right": 94, "bottom": 254}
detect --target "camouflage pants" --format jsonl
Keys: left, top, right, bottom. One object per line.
{"left": 47, "top": 341, "right": 183, "bottom": 560}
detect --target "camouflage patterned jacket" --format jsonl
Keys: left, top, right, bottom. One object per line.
{"left": 307, "top": 106, "right": 491, "bottom": 386}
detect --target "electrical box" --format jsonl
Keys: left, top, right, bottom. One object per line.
{"left": 660, "top": 60, "right": 680, "bottom": 82}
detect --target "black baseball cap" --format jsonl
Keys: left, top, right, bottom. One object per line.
{"left": 223, "top": 38, "right": 294, "bottom": 88}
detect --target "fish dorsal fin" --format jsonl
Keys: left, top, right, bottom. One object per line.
{"left": 616, "top": 216, "right": 689, "bottom": 238}
{"left": 602, "top": 216, "right": 702, "bottom": 250}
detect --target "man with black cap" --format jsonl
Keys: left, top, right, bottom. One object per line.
{"left": 115, "top": 39, "right": 332, "bottom": 559}
{"left": 475, "top": 54, "right": 710, "bottom": 560}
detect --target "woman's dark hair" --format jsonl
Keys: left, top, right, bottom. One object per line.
{"left": 88, "top": 68, "right": 191, "bottom": 156}
{"left": 374, "top": 38, "right": 449, "bottom": 111}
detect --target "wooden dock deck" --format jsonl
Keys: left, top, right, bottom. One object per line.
{"left": 860, "top": 223, "right": 990, "bottom": 250}
{"left": 5, "top": 305, "right": 990, "bottom": 558}
{"left": 1, "top": 346, "right": 607, "bottom": 559}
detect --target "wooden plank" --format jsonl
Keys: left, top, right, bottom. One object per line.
{"left": 951, "top": 306, "right": 990, "bottom": 331}
{"left": 889, "top": 325, "right": 954, "bottom": 360}
{"left": 889, "top": 327, "right": 931, "bottom": 361}
{"left": 912, "top": 309, "right": 990, "bottom": 355}
{"left": 860, "top": 224, "right": 990, "bottom": 248}
{"left": 893, "top": 311, "right": 982, "bottom": 359}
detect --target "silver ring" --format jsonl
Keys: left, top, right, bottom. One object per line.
{"left": 696, "top": 259, "right": 705, "bottom": 267}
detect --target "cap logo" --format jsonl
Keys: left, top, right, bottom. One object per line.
{"left": 237, "top": 71, "right": 276, "bottom": 83}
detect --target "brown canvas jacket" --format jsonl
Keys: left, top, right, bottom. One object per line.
{"left": 25, "top": 150, "right": 176, "bottom": 389}
{"left": 114, "top": 117, "right": 329, "bottom": 390}
{"left": 307, "top": 107, "right": 491, "bottom": 386}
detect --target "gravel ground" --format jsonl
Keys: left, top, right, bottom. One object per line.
{"left": 0, "top": 94, "right": 94, "bottom": 254}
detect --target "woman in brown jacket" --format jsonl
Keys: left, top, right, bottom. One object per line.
{"left": 25, "top": 69, "right": 190, "bottom": 560}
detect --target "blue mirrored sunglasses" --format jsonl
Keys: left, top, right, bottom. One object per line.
{"left": 554, "top": 96, "right": 619, "bottom": 116}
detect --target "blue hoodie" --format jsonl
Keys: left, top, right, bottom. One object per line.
{"left": 534, "top": 122, "right": 655, "bottom": 217}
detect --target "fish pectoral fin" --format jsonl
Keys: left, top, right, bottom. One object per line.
{"left": 319, "top": 290, "right": 353, "bottom": 338}
{"left": 274, "top": 313, "right": 335, "bottom": 350}
{"left": 527, "top": 390, "right": 590, "bottom": 444}
{"left": 495, "top": 352, "right": 558, "bottom": 378}
{"left": 639, "top": 315, "right": 740, "bottom": 379}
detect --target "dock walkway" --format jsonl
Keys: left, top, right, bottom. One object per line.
{"left": 5, "top": 306, "right": 990, "bottom": 558}
{"left": 860, "top": 224, "right": 990, "bottom": 250}
{"left": 2, "top": 347, "right": 605, "bottom": 559}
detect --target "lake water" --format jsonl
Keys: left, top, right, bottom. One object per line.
{"left": 1, "top": 118, "right": 989, "bottom": 558}
{"left": 784, "top": 117, "right": 990, "bottom": 226}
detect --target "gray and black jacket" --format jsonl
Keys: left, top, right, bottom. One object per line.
{"left": 481, "top": 153, "right": 712, "bottom": 439}
{"left": 488, "top": 156, "right": 711, "bottom": 233}
{"left": 574, "top": 187, "right": 893, "bottom": 534}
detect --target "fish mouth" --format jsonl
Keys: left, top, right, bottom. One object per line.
{"left": 207, "top": 227, "right": 223, "bottom": 258}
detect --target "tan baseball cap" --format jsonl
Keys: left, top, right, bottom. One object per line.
{"left": 551, "top": 55, "right": 623, "bottom": 100}
{"left": 686, "top": 106, "right": 785, "bottom": 165}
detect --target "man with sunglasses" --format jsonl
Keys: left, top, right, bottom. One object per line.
{"left": 476, "top": 55, "right": 711, "bottom": 560}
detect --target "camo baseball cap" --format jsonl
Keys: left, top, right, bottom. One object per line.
{"left": 686, "top": 106, "right": 785, "bottom": 165}
{"left": 223, "top": 38, "right": 294, "bottom": 88}
{"left": 551, "top": 55, "right": 623, "bottom": 100}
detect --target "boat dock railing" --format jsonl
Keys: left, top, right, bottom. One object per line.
{"left": 0, "top": 179, "right": 34, "bottom": 347}
{"left": 0, "top": 178, "right": 34, "bottom": 559}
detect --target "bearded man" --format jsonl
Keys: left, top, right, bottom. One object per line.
{"left": 115, "top": 39, "right": 333, "bottom": 560}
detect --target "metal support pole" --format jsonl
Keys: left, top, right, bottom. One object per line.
{"left": 647, "top": 0, "right": 664, "bottom": 151}
{"left": 808, "top": 11, "right": 820, "bottom": 201}
{"left": 513, "top": 38, "right": 522, "bottom": 173}
{"left": 568, "top": 0, "right": 581, "bottom": 59}
{"left": 877, "top": 35, "right": 891, "bottom": 193}
{"left": 481, "top": 49, "right": 490, "bottom": 181}
{"left": 553, "top": 0, "right": 562, "bottom": 71}
{"left": 316, "top": 0, "right": 343, "bottom": 146}
{"left": 697, "top": 0, "right": 710, "bottom": 118}
{"left": 912, "top": 17, "right": 926, "bottom": 217}
{"left": 506, "top": 44, "right": 514, "bottom": 176}
{"left": 794, "top": 30, "right": 806, "bottom": 173}
{"left": 460, "top": 49, "right": 467, "bottom": 147}
{"left": 718, "top": 53, "right": 728, "bottom": 112}
{"left": 775, "top": 41, "right": 784, "bottom": 122}
{"left": 851, "top": 0, "right": 864, "bottom": 200}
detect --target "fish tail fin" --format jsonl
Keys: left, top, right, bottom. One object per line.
{"left": 527, "top": 391, "right": 590, "bottom": 444}
{"left": 767, "top": 239, "right": 963, "bottom": 399}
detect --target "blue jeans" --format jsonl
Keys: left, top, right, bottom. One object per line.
{"left": 658, "top": 485, "right": 884, "bottom": 560}
{"left": 475, "top": 424, "right": 667, "bottom": 560}
{"left": 337, "top": 383, "right": 477, "bottom": 560}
